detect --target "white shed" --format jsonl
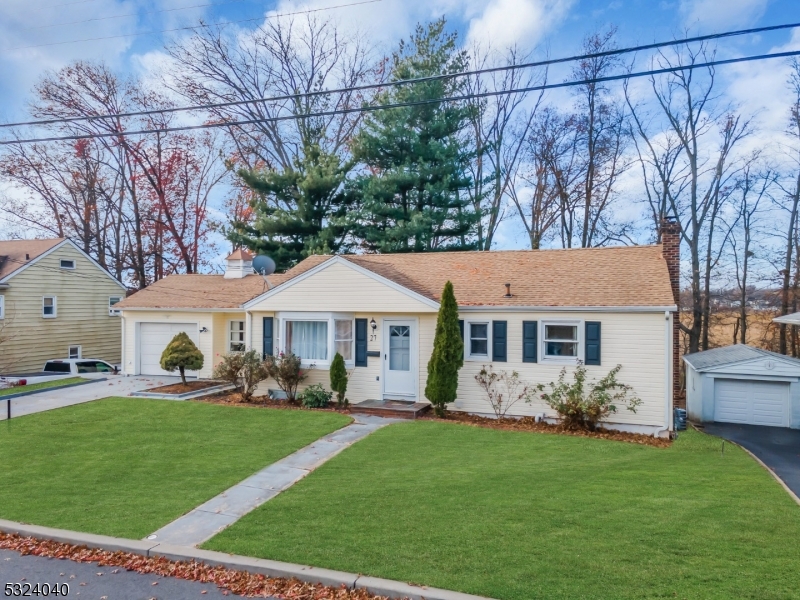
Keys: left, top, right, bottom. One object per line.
{"left": 684, "top": 345, "right": 800, "bottom": 429}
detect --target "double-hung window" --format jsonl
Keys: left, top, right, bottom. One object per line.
{"left": 334, "top": 319, "right": 353, "bottom": 360}
{"left": 42, "top": 296, "right": 57, "bottom": 318}
{"left": 467, "top": 322, "right": 490, "bottom": 359}
{"left": 109, "top": 296, "right": 122, "bottom": 316}
{"left": 229, "top": 320, "right": 246, "bottom": 352}
{"left": 542, "top": 322, "right": 579, "bottom": 360}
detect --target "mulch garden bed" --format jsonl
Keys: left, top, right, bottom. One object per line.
{"left": 192, "top": 392, "right": 670, "bottom": 447}
{"left": 193, "top": 392, "right": 348, "bottom": 413}
{"left": 146, "top": 380, "right": 225, "bottom": 394}
{"left": 0, "top": 533, "right": 393, "bottom": 599}
{"left": 422, "top": 412, "right": 672, "bottom": 448}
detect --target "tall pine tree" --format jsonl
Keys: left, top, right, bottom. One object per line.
{"left": 348, "top": 18, "right": 480, "bottom": 252}
{"left": 228, "top": 144, "right": 353, "bottom": 271}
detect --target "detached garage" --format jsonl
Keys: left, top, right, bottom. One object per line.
{"left": 684, "top": 345, "right": 800, "bottom": 429}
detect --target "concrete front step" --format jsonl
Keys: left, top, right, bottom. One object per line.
{"left": 351, "top": 400, "right": 431, "bottom": 420}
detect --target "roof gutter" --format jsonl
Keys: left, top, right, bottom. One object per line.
{"left": 457, "top": 305, "right": 678, "bottom": 313}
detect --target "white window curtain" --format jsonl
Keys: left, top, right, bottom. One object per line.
{"left": 334, "top": 319, "right": 353, "bottom": 360}
{"left": 286, "top": 321, "right": 328, "bottom": 361}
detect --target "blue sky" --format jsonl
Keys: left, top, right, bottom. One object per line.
{"left": 0, "top": 0, "right": 797, "bottom": 125}
{"left": 0, "top": 0, "right": 798, "bottom": 255}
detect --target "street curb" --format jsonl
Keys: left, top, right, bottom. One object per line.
{"left": 0, "top": 519, "right": 493, "bottom": 600}
{"left": 0, "top": 378, "right": 105, "bottom": 402}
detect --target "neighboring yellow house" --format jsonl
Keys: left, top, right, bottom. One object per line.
{"left": 0, "top": 238, "right": 127, "bottom": 373}
{"left": 117, "top": 232, "right": 682, "bottom": 437}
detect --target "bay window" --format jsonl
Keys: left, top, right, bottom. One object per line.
{"left": 285, "top": 320, "right": 329, "bottom": 361}
{"left": 278, "top": 313, "right": 355, "bottom": 365}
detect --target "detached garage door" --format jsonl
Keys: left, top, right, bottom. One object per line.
{"left": 714, "top": 379, "right": 789, "bottom": 427}
{"left": 139, "top": 323, "right": 199, "bottom": 376}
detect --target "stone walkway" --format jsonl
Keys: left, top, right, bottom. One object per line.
{"left": 147, "top": 415, "right": 398, "bottom": 547}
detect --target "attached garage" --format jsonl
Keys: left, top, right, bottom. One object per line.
{"left": 684, "top": 345, "right": 800, "bottom": 429}
{"left": 138, "top": 322, "right": 199, "bottom": 376}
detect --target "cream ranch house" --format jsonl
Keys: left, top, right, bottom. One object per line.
{"left": 116, "top": 224, "right": 681, "bottom": 436}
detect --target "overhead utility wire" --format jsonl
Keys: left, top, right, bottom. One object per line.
{"left": 4, "top": 20, "right": 798, "bottom": 130}
{"left": 10, "top": 0, "right": 382, "bottom": 51}
{"left": 22, "top": 0, "right": 252, "bottom": 32}
{"left": 3, "top": 49, "right": 799, "bottom": 146}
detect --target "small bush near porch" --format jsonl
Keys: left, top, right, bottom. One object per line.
{"left": 205, "top": 422, "right": 800, "bottom": 600}
{"left": 0, "top": 398, "right": 350, "bottom": 539}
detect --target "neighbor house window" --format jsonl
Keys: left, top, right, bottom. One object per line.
{"left": 109, "top": 296, "right": 122, "bottom": 316}
{"left": 229, "top": 320, "right": 246, "bottom": 352}
{"left": 68, "top": 345, "right": 81, "bottom": 359}
{"left": 60, "top": 259, "right": 75, "bottom": 270}
{"left": 285, "top": 320, "right": 328, "bottom": 361}
{"left": 466, "top": 322, "right": 489, "bottom": 359}
{"left": 543, "top": 322, "right": 579, "bottom": 359}
{"left": 334, "top": 319, "right": 353, "bottom": 360}
{"left": 42, "top": 296, "right": 57, "bottom": 318}
{"left": 0, "top": 295, "right": 4, "bottom": 319}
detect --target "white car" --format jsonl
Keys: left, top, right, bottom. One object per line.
{"left": 43, "top": 359, "right": 119, "bottom": 375}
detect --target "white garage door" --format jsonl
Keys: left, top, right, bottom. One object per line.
{"left": 714, "top": 379, "right": 789, "bottom": 427}
{"left": 139, "top": 323, "right": 199, "bottom": 376}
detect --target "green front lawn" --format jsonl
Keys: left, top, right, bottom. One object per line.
{"left": 0, "top": 398, "right": 350, "bottom": 538}
{"left": 0, "top": 377, "right": 87, "bottom": 396}
{"left": 205, "top": 422, "right": 800, "bottom": 600}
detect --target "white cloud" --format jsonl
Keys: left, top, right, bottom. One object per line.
{"left": 465, "top": 0, "right": 574, "bottom": 49}
{"left": 680, "top": 0, "right": 769, "bottom": 30}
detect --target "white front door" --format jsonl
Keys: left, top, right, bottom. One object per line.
{"left": 382, "top": 319, "right": 417, "bottom": 400}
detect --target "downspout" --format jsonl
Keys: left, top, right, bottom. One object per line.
{"left": 656, "top": 310, "right": 673, "bottom": 438}
{"left": 120, "top": 314, "right": 127, "bottom": 376}
{"left": 245, "top": 310, "right": 252, "bottom": 352}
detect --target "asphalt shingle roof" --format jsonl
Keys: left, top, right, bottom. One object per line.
{"left": 118, "top": 245, "right": 677, "bottom": 310}
{"left": 0, "top": 238, "right": 64, "bottom": 281}
{"left": 683, "top": 344, "right": 800, "bottom": 371}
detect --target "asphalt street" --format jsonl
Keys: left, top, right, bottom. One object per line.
{"left": 0, "top": 548, "right": 236, "bottom": 599}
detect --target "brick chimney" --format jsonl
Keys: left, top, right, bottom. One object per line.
{"left": 660, "top": 217, "right": 682, "bottom": 410}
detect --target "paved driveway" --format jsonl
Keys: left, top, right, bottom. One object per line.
{"left": 1, "top": 375, "right": 183, "bottom": 420}
{"left": 0, "top": 548, "right": 236, "bottom": 599}
{"left": 702, "top": 422, "right": 800, "bottom": 497}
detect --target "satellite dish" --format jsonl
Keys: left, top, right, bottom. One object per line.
{"left": 252, "top": 255, "right": 276, "bottom": 276}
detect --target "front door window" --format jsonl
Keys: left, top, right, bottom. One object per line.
{"left": 389, "top": 326, "right": 410, "bottom": 371}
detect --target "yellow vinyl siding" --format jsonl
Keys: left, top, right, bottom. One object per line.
{"left": 247, "top": 261, "right": 438, "bottom": 313}
{"left": 0, "top": 243, "right": 124, "bottom": 373}
{"left": 452, "top": 311, "right": 668, "bottom": 426}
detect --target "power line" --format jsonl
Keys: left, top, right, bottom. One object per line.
{"left": 22, "top": 0, "right": 252, "bottom": 33}
{"left": 3, "top": 49, "right": 798, "bottom": 146}
{"left": 4, "top": 20, "right": 797, "bottom": 131}
{"left": 9, "top": 0, "right": 382, "bottom": 51}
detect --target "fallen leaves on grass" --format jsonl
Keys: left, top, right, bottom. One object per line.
{"left": 428, "top": 413, "right": 672, "bottom": 448}
{"left": 0, "top": 534, "right": 396, "bottom": 599}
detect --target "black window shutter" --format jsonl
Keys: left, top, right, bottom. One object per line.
{"left": 262, "top": 317, "right": 274, "bottom": 358}
{"left": 522, "top": 321, "right": 538, "bottom": 363}
{"left": 585, "top": 321, "right": 601, "bottom": 366}
{"left": 355, "top": 318, "right": 368, "bottom": 367}
{"left": 492, "top": 320, "right": 507, "bottom": 362}
{"left": 458, "top": 319, "right": 464, "bottom": 340}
